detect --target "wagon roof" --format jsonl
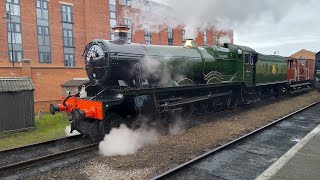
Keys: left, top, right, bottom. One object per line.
{"left": 0, "top": 77, "right": 34, "bottom": 92}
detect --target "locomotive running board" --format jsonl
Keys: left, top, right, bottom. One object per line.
{"left": 167, "top": 91, "right": 232, "bottom": 107}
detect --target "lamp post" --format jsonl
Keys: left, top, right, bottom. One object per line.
{"left": 274, "top": 50, "right": 280, "bottom": 56}
{"left": 4, "top": 4, "right": 15, "bottom": 67}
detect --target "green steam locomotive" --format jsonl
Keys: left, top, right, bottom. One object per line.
{"left": 50, "top": 26, "right": 304, "bottom": 140}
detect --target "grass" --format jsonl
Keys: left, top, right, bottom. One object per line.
{"left": 0, "top": 113, "right": 70, "bottom": 151}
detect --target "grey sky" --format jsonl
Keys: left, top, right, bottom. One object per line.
{"left": 234, "top": 0, "right": 320, "bottom": 56}
{"left": 152, "top": 0, "right": 319, "bottom": 56}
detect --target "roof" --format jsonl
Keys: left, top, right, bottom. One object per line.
{"left": 290, "top": 49, "right": 316, "bottom": 60}
{"left": 0, "top": 77, "right": 34, "bottom": 92}
{"left": 61, "top": 79, "right": 89, "bottom": 87}
{"left": 225, "top": 43, "right": 256, "bottom": 52}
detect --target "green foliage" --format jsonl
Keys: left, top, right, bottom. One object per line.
{"left": 0, "top": 113, "right": 69, "bottom": 150}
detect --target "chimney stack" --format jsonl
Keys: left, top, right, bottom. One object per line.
{"left": 112, "top": 25, "right": 130, "bottom": 43}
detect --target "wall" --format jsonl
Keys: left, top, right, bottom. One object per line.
{"left": 291, "top": 49, "right": 316, "bottom": 60}
{"left": 0, "top": 60, "right": 87, "bottom": 112}
{"left": 0, "top": 0, "right": 108, "bottom": 67}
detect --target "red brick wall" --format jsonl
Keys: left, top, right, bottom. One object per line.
{"left": 0, "top": 0, "right": 107, "bottom": 67}
{"left": 20, "top": 0, "right": 38, "bottom": 64}
{"left": 0, "top": 67, "right": 21, "bottom": 77}
{"left": 84, "top": 0, "right": 110, "bottom": 43}
{"left": 0, "top": 62, "right": 87, "bottom": 112}
{"left": 31, "top": 66, "right": 87, "bottom": 112}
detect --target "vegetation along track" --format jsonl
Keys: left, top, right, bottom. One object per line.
{"left": 152, "top": 100, "right": 320, "bottom": 179}
{"left": 0, "top": 135, "right": 98, "bottom": 178}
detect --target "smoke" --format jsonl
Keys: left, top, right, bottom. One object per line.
{"left": 99, "top": 117, "right": 187, "bottom": 156}
{"left": 65, "top": 125, "right": 80, "bottom": 137}
{"left": 123, "top": 0, "right": 309, "bottom": 39}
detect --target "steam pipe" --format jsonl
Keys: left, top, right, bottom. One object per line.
{"left": 63, "top": 95, "right": 72, "bottom": 108}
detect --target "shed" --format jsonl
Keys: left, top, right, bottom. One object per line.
{"left": 61, "top": 78, "right": 89, "bottom": 97}
{"left": 0, "top": 77, "right": 35, "bottom": 133}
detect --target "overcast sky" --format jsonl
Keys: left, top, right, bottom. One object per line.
{"left": 234, "top": 0, "right": 320, "bottom": 56}
{"left": 152, "top": 0, "right": 320, "bottom": 57}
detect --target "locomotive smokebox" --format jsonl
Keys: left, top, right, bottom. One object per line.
{"left": 112, "top": 25, "right": 130, "bottom": 43}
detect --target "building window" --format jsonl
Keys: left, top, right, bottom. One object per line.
{"left": 144, "top": 26, "right": 151, "bottom": 45}
{"left": 61, "top": 5, "right": 72, "bottom": 23}
{"left": 7, "top": 23, "right": 22, "bottom": 44}
{"left": 64, "top": 53, "right": 75, "bottom": 67}
{"left": 203, "top": 30, "right": 207, "bottom": 46}
{"left": 39, "top": 52, "right": 51, "bottom": 63}
{"left": 36, "top": 0, "right": 48, "bottom": 20}
{"left": 124, "top": 0, "right": 131, "bottom": 6}
{"left": 214, "top": 33, "right": 219, "bottom": 46}
{"left": 9, "top": 51, "right": 22, "bottom": 62}
{"left": 109, "top": 0, "right": 117, "bottom": 40}
{"left": 168, "top": 27, "right": 173, "bottom": 46}
{"left": 63, "top": 29, "right": 73, "bottom": 47}
{"left": 37, "top": 26, "right": 50, "bottom": 46}
{"left": 36, "top": 0, "right": 51, "bottom": 63}
{"left": 182, "top": 29, "right": 186, "bottom": 42}
{"left": 6, "top": 0, "right": 20, "bottom": 16}
{"left": 144, "top": 1, "right": 150, "bottom": 11}
{"left": 123, "top": 18, "right": 132, "bottom": 42}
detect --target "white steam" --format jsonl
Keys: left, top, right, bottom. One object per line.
{"left": 65, "top": 125, "right": 80, "bottom": 137}
{"left": 99, "top": 124, "right": 160, "bottom": 156}
{"left": 123, "top": 0, "right": 310, "bottom": 39}
{"left": 99, "top": 118, "right": 187, "bottom": 157}
{"left": 169, "top": 118, "right": 186, "bottom": 135}
{"left": 219, "top": 35, "right": 232, "bottom": 45}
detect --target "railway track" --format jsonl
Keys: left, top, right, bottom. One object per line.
{"left": 0, "top": 93, "right": 313, "bottom": 179}
{"left": 152, "top": 100, "right": 320, "bottom": 179}
{"left": 0, "top": 135, "right": 98, "bottom": 178}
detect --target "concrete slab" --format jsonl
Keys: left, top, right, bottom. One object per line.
{"left": 271, "top": 153, "right": 320, "bottom": 180}
{"left": 256, "top": 124, "right": 320, "bottom": 180}
{"left": 299, "top": 137, "right": 320, "bottom": 156}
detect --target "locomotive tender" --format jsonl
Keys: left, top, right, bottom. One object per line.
{"left": 50, "top": 26, "right": 315, "bottom": 140}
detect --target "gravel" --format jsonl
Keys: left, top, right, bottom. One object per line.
{"left": 26, "top": 91, "right": 320, "bottom": 180}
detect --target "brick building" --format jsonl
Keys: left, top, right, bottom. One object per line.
{"left": 0, "top": 0, "right": 233, "bottom": 112}
{"left": 290, "top": 49, "right": 316, "bottom": 60}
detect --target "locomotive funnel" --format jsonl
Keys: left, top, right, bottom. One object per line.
{"left": 112, "top": 25, "right": 130, "bottom": 42}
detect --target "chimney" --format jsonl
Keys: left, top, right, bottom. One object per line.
{"left": 184, "top": 39, "right": 196, "bottom": 48}
{"left": 20, "top": 59, "right": 32, "bottom": 77}
{"left": 112, "top": 25, "right": 130, "bottom": 43}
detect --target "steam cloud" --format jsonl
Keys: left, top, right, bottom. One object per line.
{"left": 65, "top": 125, "right": 80, "bottom": 137}
{"left": 123, "top": 0, "right": 309, "bottom": 39}
{"left": 99, "top": 118, "right": 186, "bottom": 156}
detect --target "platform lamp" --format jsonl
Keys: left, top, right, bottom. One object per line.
{"left": 4, "top": 4, "right": 15, "bottom": 67}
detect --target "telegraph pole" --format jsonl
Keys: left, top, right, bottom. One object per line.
{"left": 4, "top": 4, "right": 15, "bottom": 66}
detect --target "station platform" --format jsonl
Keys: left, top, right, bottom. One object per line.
{"left": 257, "top": 124, "right": 320, "bottom": 180}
